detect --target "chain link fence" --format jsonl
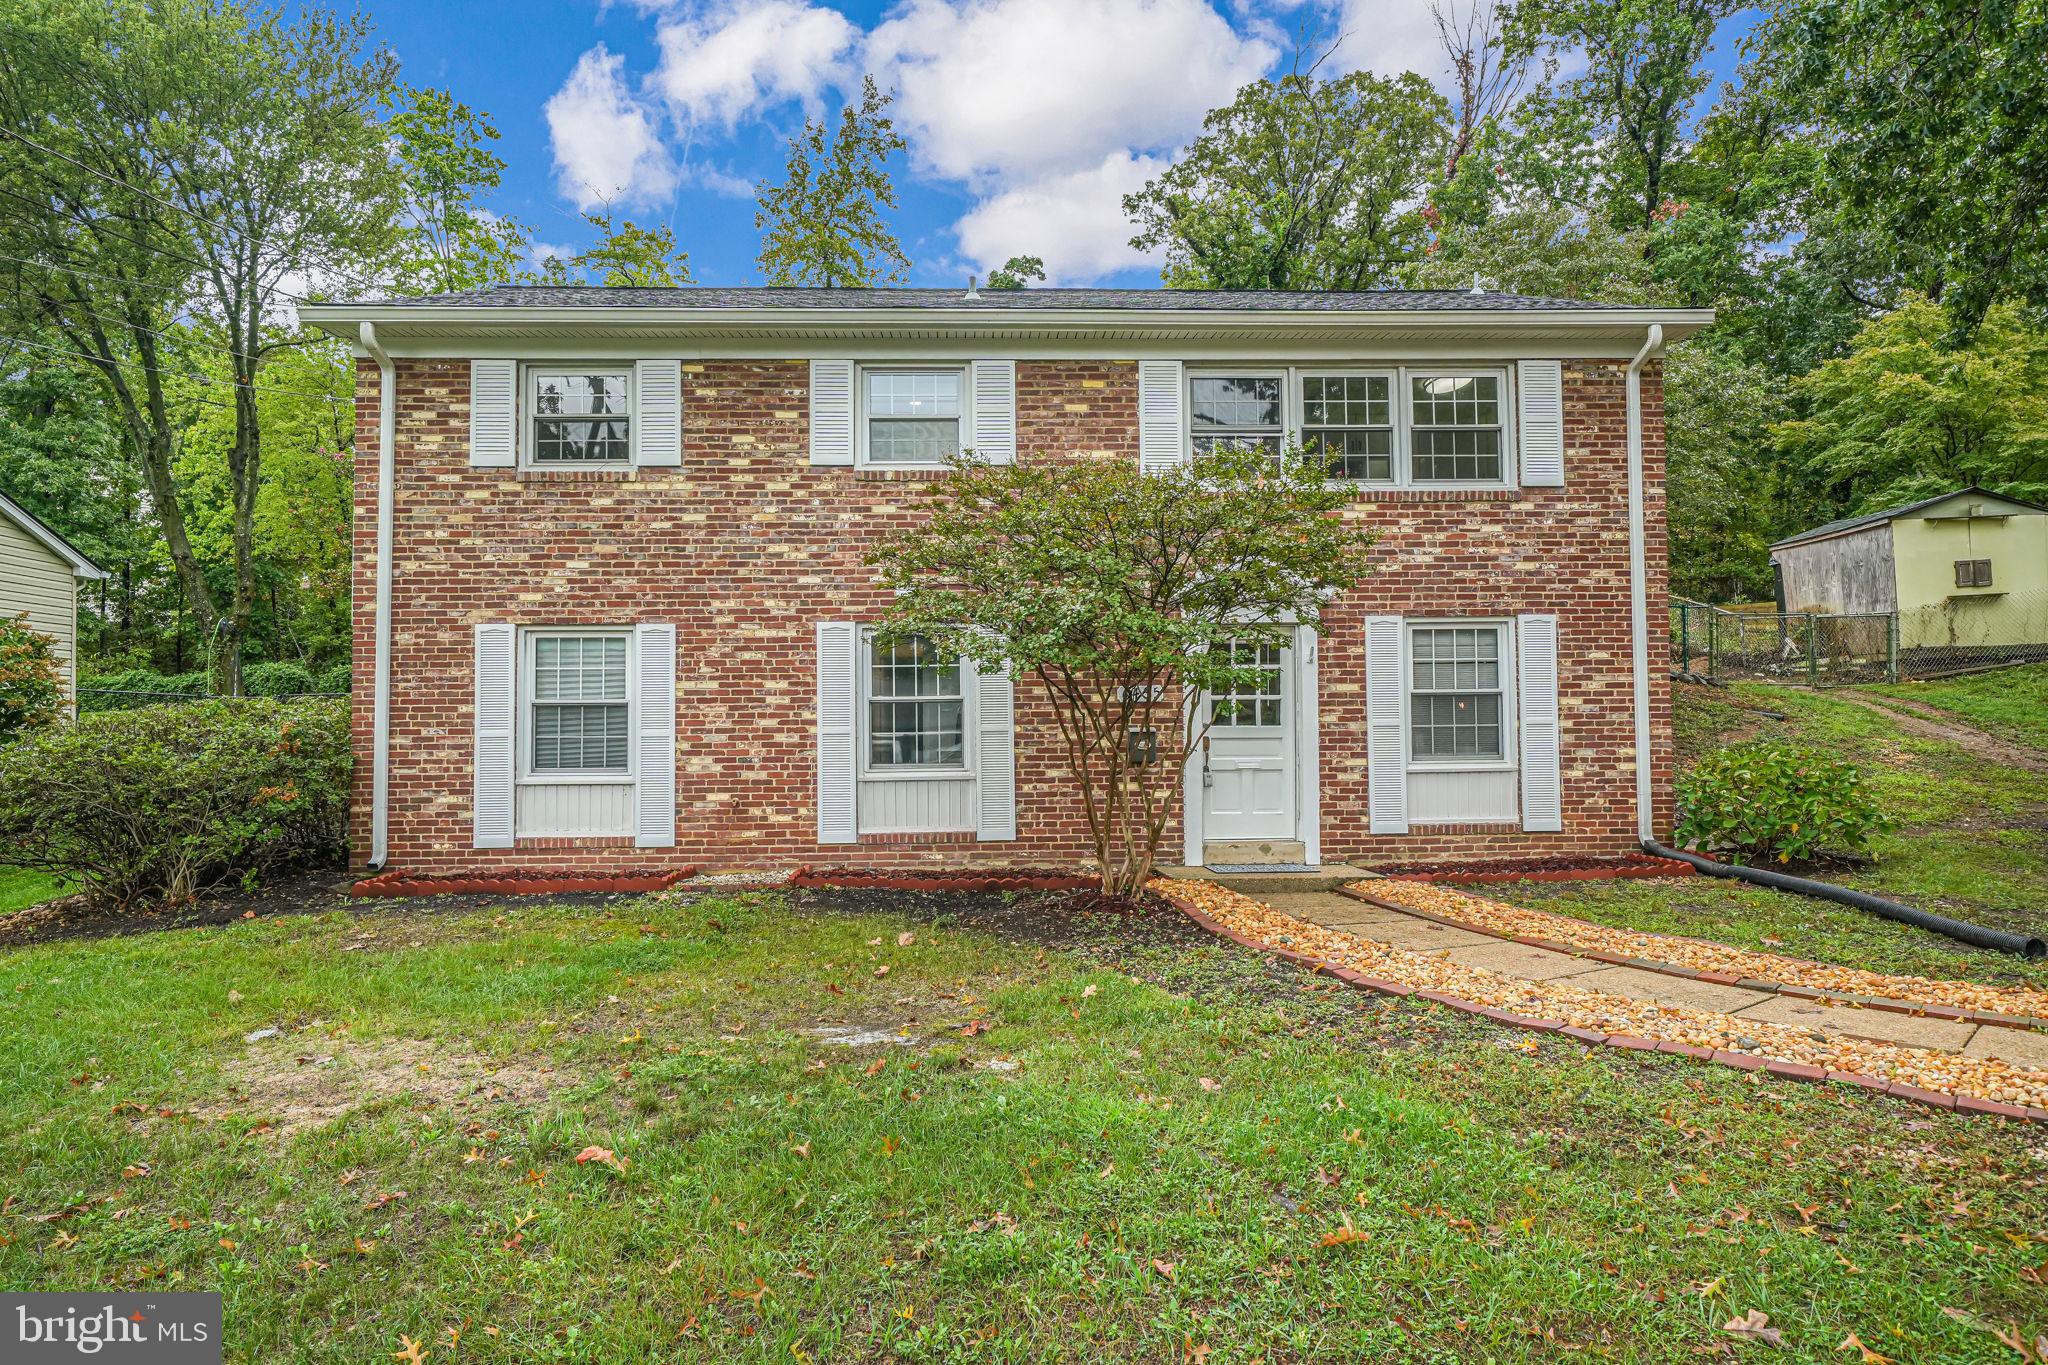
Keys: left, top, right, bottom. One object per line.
{"left": 1673, "top": 587, "right": 2048, "bottom": 687}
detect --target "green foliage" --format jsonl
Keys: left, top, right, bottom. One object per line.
{"left": 1665, "top": 343, "right": 1786, "bottom": 601}
{"left": 1756, "top": 0, "right": 2048, "bottom": 335}
{"left": 534, "top": 207, "right": 692, "bottom": 287}
{"left": 316, "top": 661, "right": 351, "bottom": 695}
{"left": 386, "top": 85, "right": 531, "bottom": 293}
{"left": 1674, "top": 739, "right": 1892, "bottom": 864}
{"left": 870, "top": 447, "right": 1374, "bottom": 892}
{"left": 0, "top": 615, "right": 64, "bottom": 744}
{"left": 0, "top": 697, "right": 350, "bottom": 907}
{"left": 755, "top": 76, "right": 909, "bottom": 287}
{"left": 1773, "top": 297, "right": 2048, "bottom": 513}
{"left": 1125, "top": 70, "right": 1449, "bottom": 289}
{"left": 985, "top": 255, "right": 1045, "bottom": 290}
{"left": 1406, "top": 203, "right": 1662, "bottom": 301}
{"left": 76, "top": 668, "right": 206, "bottom": 711}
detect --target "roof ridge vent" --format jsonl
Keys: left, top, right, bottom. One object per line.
{"left": 1470, "top": 273, "right": 1484, "bottom": 295}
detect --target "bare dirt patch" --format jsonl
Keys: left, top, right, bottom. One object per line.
{"left": 1838, "top": 692, "right": 2048, "bottom": 773}
{"left": 210, "top": 1034, "right": 559, "bottom": 1135}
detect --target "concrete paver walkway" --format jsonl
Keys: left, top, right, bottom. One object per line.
{"left": 1274, "top": 889, "right": 2044, "bottom": 1068}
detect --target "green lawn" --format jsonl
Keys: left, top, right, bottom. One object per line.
{"left": 1869, "top": 662, "right": 2048, "bottom": 750}
{"left": 2, "top": 890, "right": 2044, "bottom": 1362}
{"left": 0, "top": 864, "right": 68, "bottom": 914}
{"left": 1505, "top": 679, "right": 2048, "bottom": 988}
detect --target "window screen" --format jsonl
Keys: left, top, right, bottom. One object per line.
{"left": 530, "top": 636, "right": 628, "bottom": 772}
{"left": 1409, "top": 626, "right": 1504, "bottom": 760}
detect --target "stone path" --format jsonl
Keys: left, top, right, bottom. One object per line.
{"left": 1265, "top": 890, "right": 2046, "bottom": 1068}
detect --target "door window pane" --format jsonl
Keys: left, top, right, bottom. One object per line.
{"left": 1211, "top": 640, "right": 1284, "bottom": 727}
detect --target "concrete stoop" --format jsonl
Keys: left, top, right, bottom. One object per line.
{"left": 1157, "top": 863, "right": 1379, "bottom": 895}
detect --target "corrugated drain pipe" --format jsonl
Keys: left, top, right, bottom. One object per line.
{"left": 1623, "top": 329, "right": 2041, "bottom": 958}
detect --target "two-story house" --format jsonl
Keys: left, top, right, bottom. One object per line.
{"left": 301, "top": 287, "right": 1710, "bottom": 877}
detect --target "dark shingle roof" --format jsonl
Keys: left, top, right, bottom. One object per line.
{"left": 1771, "top": 486, "right": 2048, "bottom": 552}
{"left": 342, "top": 285, "right": 1645, "bottom": 312}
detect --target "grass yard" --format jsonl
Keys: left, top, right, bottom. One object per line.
{"left": 0, "top": 865, "right": 68, "bottom": 915}
{"left": 1870, "top": 662, "right": 2048, "bottom": 750}
{"left": 3, "top": 888, "right": 2046, "bottom": 1363}
{"left": 1508, "top": 680, "right": 2048, "bottom": 988}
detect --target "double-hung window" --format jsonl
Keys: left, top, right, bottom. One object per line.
{"left": 528, "top": 634, "right": 630, "bottom": 775}
{"left": 1409, "top": 625, "right": 1506, "bottom": 763}
{"left": 1301, "top": 374, "right": 1394, "bottom": 481}
{"left": 1189, "top": 374, "right": 1284, "bottom": 458}
{"left": 1407, "top": 372, "right": 1504, "bottom": 483}
{"left": 529, "top": 370, "right": 632, "bottom": 464}
{"left": 867, "top": 634, "right": 966, "bottom": 768}
{"left": 863, "top": 368, "right": 964, "bottom": 466}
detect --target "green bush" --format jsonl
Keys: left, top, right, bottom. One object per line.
{"left": 0, "top": 614, "right": 64, "bottom": 743}
{"left": 77, "top": 667, "right": 206, "bottom": 711}
{"left": 315, "top": 661, "right": 351, "bottom": 695}
{"left": 242, "top": 660, "right": 317, "bottom": 697}
{"left": 1674, "top": 740, "right": 1893, "bottom": 866}
{"left": 0, "top": 698, "right": 351, "bottom": 908}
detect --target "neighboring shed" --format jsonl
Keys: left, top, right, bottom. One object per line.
{"left": 1771, "top": 488, "right": 2048, "bottom": 652}
{"left": 0, "top": 491, "right": 106, "bottom": 704}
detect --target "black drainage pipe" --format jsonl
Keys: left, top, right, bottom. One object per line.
{"left": 1642, "top": 838, "right": 2046, "bottom": 959}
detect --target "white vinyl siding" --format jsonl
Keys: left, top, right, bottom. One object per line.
{"left": 0, "top": 514, "right": 81, "bottom": 702}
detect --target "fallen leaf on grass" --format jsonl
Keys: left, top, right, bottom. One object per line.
{"left": 390, "top": 1334, "right": 428, "bottom": 1365}
{"left": 1081, "top": 984, "right": 1098, "bottom": 999}
{"left": 873, "top": 965, "right": 891, "bottom": 979}
{"left": 880, "top": 1135, "right": 901, "bottom": 1157}
{"left": 790, "top": 1141, "right": 811, "bottom": 1158}
{"left": 363, "top": 1190, "right": 407, "bottom": 1211}
{"left": 1151, "top": 1258, "right": 1176, "bottom": 1280}
{"left": 897, "top": 932, "right": 916, "bottom": 947}
{"left": 121, "top": 1163, "right": 151, "bottom": 1179}
{"left": 1723, "top": 1310, "right": 1783, "bottom": 1346}
{"left": 959, "top": 1020, "right": 990, "bottom": 1037}
{"left": 1837, "top": 1334, "right": 1893, "bottom": 1364}
{"left": 1198, "top": 1077, "right": 1220, "bottom": 1092}
{"left": 575, "top": 1146, "right": 626, "bottom": 1172}
{"left": 1319, "top": 1217, "right": 1370, "bottom": 1247}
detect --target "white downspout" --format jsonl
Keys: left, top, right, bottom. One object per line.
{"left": 1627, "top": 324, "right": 1664, "bottom": 843}
{"left": 361, "top": 322, "right": 396, "bottom": 870}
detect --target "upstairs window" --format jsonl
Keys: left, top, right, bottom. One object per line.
{"left": 1409, "top": 625, "right": 1505, "bottom": 762}
{"left": 528, "top": 634, "right": 629, "bottom": 774}
{"left": 867, "top": 634, "right": 965, "bottom": 768}
{"left": 864, "top": 369, "right": 964, "bottom": 466}
{"left": 1955, "top": 558, "right": 1994, "bottom": 588}
{"left": 1302, "top": 374, "right": 1394, "bottom": 481}
{"left": 529, "top": 370, "right": 631, "bottom": 464}
{"left": 1408, "top": 373, "right": 1504, "bottom": 483}
{"left": 1189, "top": 375, "right": 1283, "bottom": 459}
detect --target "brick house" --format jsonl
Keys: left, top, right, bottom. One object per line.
{"left": 301, "top": 287, "right": 1710, "bottom": 877}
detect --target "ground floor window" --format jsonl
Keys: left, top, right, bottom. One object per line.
{"left": 527, "top": 633, "right": 629, "bottom": 774}
{"left": 1210, "top": 640, "right": 1284, "bottom": 727}
{"left": 1409, "top": 624, "right": 1505, "bottom": 761}
{"left": 867, "top": 633, "right": 966, "bottom": 768}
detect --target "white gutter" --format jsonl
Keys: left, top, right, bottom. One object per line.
{"left": 1627, "top": 323, "right": 1664, "bottom": 843}
{"left": 361, "top": 322, "right": 396, "bottom": 870}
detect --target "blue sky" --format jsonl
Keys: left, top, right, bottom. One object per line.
{"left": 372, "top": 0, "right": 1756, "bottom": 289}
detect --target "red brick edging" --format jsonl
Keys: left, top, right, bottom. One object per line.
{"left": 1152, "top": 883, "right": 2046, "bottom": 1124}
{"left": 1381, "top": 853, "right": 1695, "bottom": 884}
{"left": 788, "top": 866, "right": 1099, "bottom": 893}
{"left": 351, "top": 868, "right": 700, "bottom": 898}
{"left": 1340, "top": 885, "right": 2048, "bottom": 1035}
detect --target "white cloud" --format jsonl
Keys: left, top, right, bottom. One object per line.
{"left": 1323, "top": 0, "right": 1450, "bottom": 84}
{"left": 651, "top": 0, "right": 857, "bottom": 128}
{"left": 546, "top": 46, "right": 679, "bottom": 209}
{"left": 867, "top": 0, "right": 1277, "bottom": 184}
{"left": 954, "top": 151, "right": 1167, "bottom": 282}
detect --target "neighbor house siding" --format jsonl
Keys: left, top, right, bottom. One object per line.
{"left": 354, "top": 355, "right": 1671, "bottom": 874}
{"left": 0, "top": 514, "right": 80, "bottom": 701}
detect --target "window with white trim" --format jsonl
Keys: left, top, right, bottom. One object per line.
{"left": 1409, "top": 625, "right": 1505, "bottom": 762}
{"left": 527, "top": 369, "right": 632, "bottom": 464}
{"left": 1301, "top": 373, "right": 1394, "bottom": 480}
{"left": 1408, "top": 373, "right": 1504, "bottom": 482}
{"left": 1189, "top": 374, "right": 1283, "bottom": 458}
{"left": 527, "top": 634, "right": 630, "bottom": 774}
{"left": 1210, "top": 640, "right": 1284, "bottom": 727}
{"left": 862, "top": 368, "right": 964, "bottom": 466}
{"left": 867, "top": 634, "right": 966, "bottom": 768}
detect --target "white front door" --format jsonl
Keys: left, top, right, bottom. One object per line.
{"left": 1202, "top": 640, "right": 1296, "bottom": 841}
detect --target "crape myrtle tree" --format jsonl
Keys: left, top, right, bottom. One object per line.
{"left": 868, "top": 447, "right": 1375, "bottom": 897}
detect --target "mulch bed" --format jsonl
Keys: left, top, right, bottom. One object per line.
{"left": 351, "top": 867, "right": 699, "bottom": 899}
{"left": 788, "top": 866, "right": 1099, "bottom": 893}
{"left": 1373, "top": 852, "right": 1695, "bottom": 883}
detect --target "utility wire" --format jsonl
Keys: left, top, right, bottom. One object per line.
{"left": 0, "top": 331, "right": 348, "bottom": 404}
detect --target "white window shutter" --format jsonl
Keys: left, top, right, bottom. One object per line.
{"left": 633, "top": 623, "right": 677, "bottom": 847}
{"left": 974, "top": 662, "right": 1017, "bottom": 841}
{"left": 1517, "top": 359, "right": 1565, "bottom": 486}
{"left": 469, "top": 360, "right": 517, "bottom": 468}
{"left": 1138, "top": 360, "right": 1185, "bottom": 473}
{"left": 634, "top": 359, "right": 682, "bottom": 467}
{"left": 1517, "top": 613, "right": 1563, "bottom": 832}
{"left": 809, "top": 360, "right": 855, "bottom": 466}
{"left": 970, "top": 360, "right": 1017, "bottom": 464}
{"left": 473, "top": 624, "right": 516, "bottom": 848}
{"left": 816, "top": 622, "right": 858, "bottom": 843}
{"left": 1365, "top": 615, "right": 1408, "bottom": 835}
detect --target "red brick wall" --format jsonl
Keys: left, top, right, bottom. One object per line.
{"left": 353, "top": 356, "right": 1670, "bottom": 874}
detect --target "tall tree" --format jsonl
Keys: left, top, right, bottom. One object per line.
{"left": 1751, "top": 0, "right": 2048, "bottom": 335}
{"left": 537, "top": 207, "right": 692, "bottom": 288}
{"left": 387, "top": 86, "right": 531, "bottom": 294}
{"left": 1505, "top": 0, "right": 1735, "bottom": 228}
{"left": 985, "top": 255, "right": 1045, "bottom": 290}
{"left": 755, "top": 76, "right": 910, "bottom": 288}
{"left": 1126, "top": 67, "right": 1450, "bottom": 290}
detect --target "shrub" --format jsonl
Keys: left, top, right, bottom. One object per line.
{"left": 315, "top": 661, "right": 351, "bottom": 695}
{"left": 0, "top": 698, "right": 351, "bottom": 908}
{"left": 0, "top": 614, "right": 64, "bottom": 743}
{"left": 77, "top": 667, "right": 206, "bottom": 711}
{"left": 242, "top": 660, "right": 318, "bottom": 697}
{"left": 1674, "top": 740, "right": 1893, "bottom": 865}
